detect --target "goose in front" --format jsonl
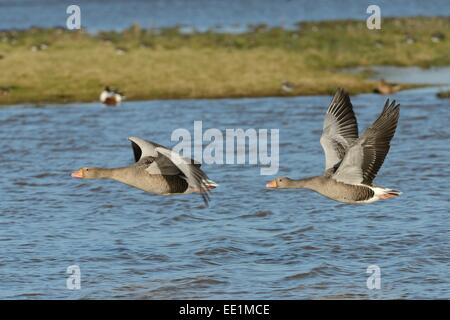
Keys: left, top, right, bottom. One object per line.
{"left": 71, "top": 137, "right": 217, "bottom": 206}
{"left": 100, "top": 86, "right": 124, "bottom": 106}
{"left": 266, "top": 89, "right": 401, "bottom": 204}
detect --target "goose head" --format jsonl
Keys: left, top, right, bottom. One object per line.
{"left": 266, "top": 176, "right": 292, "bottom": 188}
{"left": 71, "top": 167, "right": 106, "bottom": 179}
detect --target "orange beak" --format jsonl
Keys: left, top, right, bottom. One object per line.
{"left": 266, "top": 180, "right": 278, "bottom": 188}
{"left": 71, "top": 169, "right": 83, "bottom": 178}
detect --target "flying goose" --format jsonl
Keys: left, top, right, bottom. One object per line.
{"left": 266, "top": 89, "right": 401, "bottom": 204}
{"left": 100, "top": 86, "right": 124, "bottom": 106}
{"left": 71, "top": 137, "right": 217, "bottom": 206}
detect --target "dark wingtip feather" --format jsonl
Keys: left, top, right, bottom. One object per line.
{"left": 200, "top": 192, "right": 210, "bottom": 207}
{"left": 328, "top": 88, "right": 351, "bottom": 114}
{"left": 331, "top": 88, "right": 349, "bottom": 105}
{"left": 383, "top": 99, "right": 400, "bottom": 112}
{"left": 379, "top": 98, "right": 400, "bottom": 122}
{"left": 130, "top": 141, "right": 142, "bottom": 162}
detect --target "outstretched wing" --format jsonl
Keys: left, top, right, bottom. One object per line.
{"left": 155, "top": 147, "right": 211, "bottom": 206}
{"left": 129, "top": 136, "right": 210, "bottom": 205}
{"left": 320, "top": 89, "right": 359, "bottom": 172}
{"left": 129, "top": 136, "right": 181, "bottom": 175}
{"left": 129, "top": 136, "right": 201, "bottom": 166}
{"left": 332, "top": 99, "right": 400, "bottom": 185}
{"left": 128, "top": 136, "right": 164, "bottom": 162}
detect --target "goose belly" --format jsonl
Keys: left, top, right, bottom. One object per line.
{"left": 117, "top": 174, "right": 189, "bottom": 195}
{"left": 313, "top": 181, "right": 375, "bottom": 204}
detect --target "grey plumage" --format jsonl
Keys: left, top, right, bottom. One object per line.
{"left": 72, "top": 137, "right": 215, "bottom": 206}
{"left": 320, "top": 88, "right": 359, "bottom": 172}
{"left": 267, "top": 89, "right": 401, "bottom": 204}
{"left": 332, "top": 99, "right": 400, "bottom": 185}
{"left": 129, "top": 137, "right": 213, "bottom": 205}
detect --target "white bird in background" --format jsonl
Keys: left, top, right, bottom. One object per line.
{"left": 100, "top": 86, "right": 124, "bottom": 106}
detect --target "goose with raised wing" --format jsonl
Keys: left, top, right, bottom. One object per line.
{"left": 71, "top": 137, "right": 217, "bottom": 206}
{"left": 266, "top": 89, "right": 401, "bottom": 204}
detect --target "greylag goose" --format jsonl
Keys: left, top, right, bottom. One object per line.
{"left": 71, "top": 137, "right": 217, "bottom": 206}
{"left": 100, "top": 86, "right": 124, "bottom": 106}
{"left": 266, "top": 89, "right": 401, "bottom": 204}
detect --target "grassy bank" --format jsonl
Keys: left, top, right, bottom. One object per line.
{"left": 0, "top": 17, "right": 449, "bottom": 105}
{"left": 437, "top": 90, "right": 450, "bottom": 98}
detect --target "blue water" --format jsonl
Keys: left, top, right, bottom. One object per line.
{"left": 0, "top": 0, "right": 449, "bottom": 32}
{"left": 0, "top": 87, "right": 449, "bottom": 299}
{"left": 346, "top": 66, "right": 450, "bottom": 85}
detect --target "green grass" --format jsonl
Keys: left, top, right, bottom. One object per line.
{"left": 0, "top": 17, "right": 449, "bottom": 105}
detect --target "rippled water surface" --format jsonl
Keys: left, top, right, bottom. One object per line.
{"left": 0, "top": 87, "right": 449, "bottom": 299}
{"left": 1, "top": 0, "right": 450, "bottom": 32}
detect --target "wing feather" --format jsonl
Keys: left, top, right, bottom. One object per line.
{"left": 332, "top": 99, "right": 400, "bottom": 185}
{"left": 320, "top": 88, "right": 359, "bottom": 172}
{"left": 128, "top": 137, "right": 162, "bottom": 162}
{"left": 155, "top": 147, "right": 212, "bottom": 206}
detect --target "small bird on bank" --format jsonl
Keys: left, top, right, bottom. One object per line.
{"left": 71, "top": 137, "right": 217, "bottom": 206}
{"left": 374, "top": 79, "right": 401, "bottom": 95}
{"left": 431, "top": 32, "right": 445, "bottom": 43}
{"left": 100, "top": 86, "right": 124, "bottom": 106}
{"left": 404, "top": 33, "right": 416, "bottom": 45}
{"left": 0, "top": 86, "right": 11, "bottom": 96}
{"left": 281, "top": 80, "right": 295, "bottom": 93}
{"left": 266, "top": 89, "right": 401, "bottom": 204}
